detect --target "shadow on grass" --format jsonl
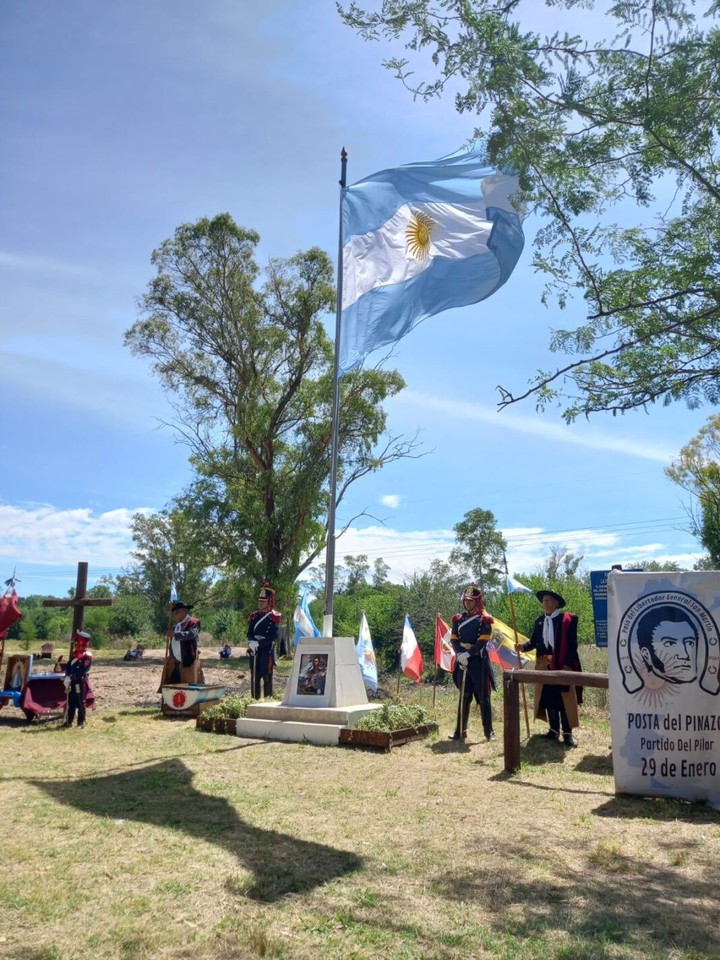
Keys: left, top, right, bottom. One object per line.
{"left": 430, "top": 739, "right": 472, "bottom": 755}
{"left": 31, "top": 757, "right": 363, "bottom": 902}
{"left": 519, "top": 734, "right": 570, "bottom": 766}
{"left": 575, "top": 752, "right": 614, "bottom": 775}
{"left": 431, "top": 834, "right": 720, "bottom": 958}
{"left": 594, "top": 794, "right": 720, "bottom": 823}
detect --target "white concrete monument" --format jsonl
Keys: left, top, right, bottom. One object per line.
{"left": 235, "top": 636, "right": 381, "bottom": 745}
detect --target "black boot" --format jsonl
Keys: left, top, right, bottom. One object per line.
{"left": 450, "top": 697, "right": 472, "bottom": 740}
{"left": 545, "top": 709, "right": 560, "bottom": 740}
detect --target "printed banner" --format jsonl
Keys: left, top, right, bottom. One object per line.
{"left": 608, "top": 571, "right": 720, "bottom": 809}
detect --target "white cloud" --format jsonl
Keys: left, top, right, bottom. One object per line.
{"left": 0, "top": 503, "right": 152, "bottom": 569}
{"left": 3, "top": 502, "right": 703, "bottom": 596}
{"left": 332, "top": 522, "right": 702, "bottom": 583}
{"left": 400, "top": 390, "right": 677, "bottom": 462}
{"left": 380, "top": 494, "right": 402, "bottom": 508}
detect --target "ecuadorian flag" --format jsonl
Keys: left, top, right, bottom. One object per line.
{"left": 487, "top": 617, "right": 535, "bottom": 671}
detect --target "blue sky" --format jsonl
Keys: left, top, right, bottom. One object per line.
{"left": 0, "top": 0, "right": 709, "bottom": 599}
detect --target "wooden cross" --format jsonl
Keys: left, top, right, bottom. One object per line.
{"left": 42, "top": 561, "right": 114, "bottom": 640}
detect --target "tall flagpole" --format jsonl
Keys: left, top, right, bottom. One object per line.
{"left": 323, "top": 147, "right": 348, "bottom": 638}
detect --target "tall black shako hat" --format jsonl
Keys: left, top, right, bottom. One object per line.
{"left": 171, "top": 601, "right": 194, "bottom": 612}
{"left": 258, "top": 580, "right": 275, "bottom": 606}
{"left": 462, "top": 582, "right": 483, "bottom": 602}
{"left": 535, "top": 589, "right": 565, "bottom": 608}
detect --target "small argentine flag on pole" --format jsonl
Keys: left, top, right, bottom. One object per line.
{"left": 339, "top": 143, "right": 524, "bottom": 375}
{"left": 506, "top": 574, "right": 533, "bottom": 596}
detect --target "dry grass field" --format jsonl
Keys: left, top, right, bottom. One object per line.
{"left": 0, "top": 647, "right": 717, "bottom": 960}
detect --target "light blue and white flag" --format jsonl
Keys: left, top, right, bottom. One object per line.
{"left": 506, "top": 574, "right": 533, "bottom": 596}
{"left": 355, "top": 612, "right": 378, "bottom": 693}
{"left": 339, "top": 143, "right": 524, "bottom": 375}
{"left": 170, "top": 581, "right": 178, "bottom": 602}
{"left": 293, "top": 592, "right": 321, "bottom": 645}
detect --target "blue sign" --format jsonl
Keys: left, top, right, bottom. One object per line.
{"left": 590, "top": 570, "right": 609, "bottom": 648}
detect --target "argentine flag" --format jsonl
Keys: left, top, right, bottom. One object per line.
{"left": 356, "top": 612, "right": 378, "bottom": 693}
{"left": 506, "top": 574, "right": 533, "bottom": 596}
{"left": 293, "top": 592, "right": 321, "bottom": 645}
{"left": 339, "top": 143, "right": 524, "bottom": 375}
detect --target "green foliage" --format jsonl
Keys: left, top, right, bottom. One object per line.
{"left": 331, "top": 587, "right": 406, "bottom": 667}
{"left": 204, "top": 607, "right": 246, "bottom": 644}
{"left": 125, "top": 213, "right": 421, "bottom": 608}
{"left": 202, "top": 692, "right": 281, "bottom": 719}
{"left": 202, "top": 694, "right": 254, "bottom": 720}
{"left": 121, "top": 508, "right": 215, "bottom": 634}
{"left": 18, "top": 619, "right": 36, "bottom": 651}
{"left": 343, "top": 554, "right": 370, "bottom": 594}
{"left": 449, "top": 508, "right": 507, "bottom": 592}
{"left": 341, "top": 1, "right": 720, "bottom": 419}
{"left": 108, "top": 595, "right": 151, "bottom": 638}
{"left": 489, "top": 572, "right": 595, "bottom": 646}
{"left": 667, "top": 414, "right": 720, "bottom": 564}
{"left": 352, "top": 700, "right": 430, "bottom": 731}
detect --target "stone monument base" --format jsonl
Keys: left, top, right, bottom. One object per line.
{"left": 235, "top": 636, "right": 380, "bottom": 745}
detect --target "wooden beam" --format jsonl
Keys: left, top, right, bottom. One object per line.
{"left": 41, "top": 561, "right": 114, "bottom": 647}
{"left": 511, "top": 669, "right": 608, "bottom": 689}
{"left": 503, "top": 669, "right": 609, "bottom": 774}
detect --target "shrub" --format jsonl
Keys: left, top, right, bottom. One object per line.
{"left": 352, "top": 700, "right": 430, "bottom": 732}
{"left": 202, "top": 692, "right": 281, "bottom": 720}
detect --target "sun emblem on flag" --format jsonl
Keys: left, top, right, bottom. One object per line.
{"left": 406, "top": 209, "right": 435, "bottom": 260}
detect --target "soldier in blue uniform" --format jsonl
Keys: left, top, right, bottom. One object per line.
{"left": 449, "top": 584, "right": 496, "bottom": 741}
{"left": 63, "top": 630, "right": 93, "bottom": 728}
{"left": 247, "top": 581, "right": 281, "bottom": 699}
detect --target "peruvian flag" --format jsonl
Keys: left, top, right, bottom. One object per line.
{"left": 434, "top": 614, "right": 456, "bottom": 673}
{"left": 400, "top": 615, "right": 424, "bottom": 683}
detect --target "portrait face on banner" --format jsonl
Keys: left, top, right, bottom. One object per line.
{"left": 616, "top": 591, "right": 718, "bottom": 706}
{"left": 609, "top": 573, "right": 720, "bottom": 810}
{"left": 636, "top": 606, "right": 699, "bottom": 687}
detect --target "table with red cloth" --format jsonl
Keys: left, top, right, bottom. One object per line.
{"left": 19, "top": 674, "right": 96, "bottom": 721}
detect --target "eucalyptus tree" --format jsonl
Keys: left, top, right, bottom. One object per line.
{"left": 125, "top": 214, "right": 421, "bottom": 607}
{"left": 341, "top": 0, "right": 720, "bottom": 419}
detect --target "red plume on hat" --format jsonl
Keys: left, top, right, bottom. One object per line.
{"left": 462, "top": 582, "right": 483, "bottom": 601}
{"left": 258, "top": 580, "right": 275, "bottom": 605}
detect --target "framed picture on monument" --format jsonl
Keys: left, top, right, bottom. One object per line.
{"left": 296, "top": 653, "right": 328, "bottom": 696}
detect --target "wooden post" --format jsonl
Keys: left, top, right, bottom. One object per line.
{"left": 503, "top": 669, "right": 609, "bottom": 775}
{"left": 503, "top": 673, "right": 521, "bottom": 773}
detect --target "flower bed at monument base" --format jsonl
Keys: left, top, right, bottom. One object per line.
{"left": 338, "top": 723, "right": 438, "bottom": 751}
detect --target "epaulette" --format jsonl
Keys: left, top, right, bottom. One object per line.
{"left": 452, "top": 613, "right": 462, "bottom": 624}
{"left": 270, "top": 610, "right": 282, "bottom": 624}
{"left": 481, "top": 614, "right": 494, "bottom": 625}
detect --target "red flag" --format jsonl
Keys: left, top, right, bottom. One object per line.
{"left": 0, "top": 590, "right": 21, "bottom": 639}
{"left": 400, "top": 615, "right": 423, "bottom": 683}
{"left": 434, "top": 615, "right": 456, "bottom": 672}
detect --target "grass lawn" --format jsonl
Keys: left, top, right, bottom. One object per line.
{"left": 0, "top": 647, "right": 718, "bottom": 960}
